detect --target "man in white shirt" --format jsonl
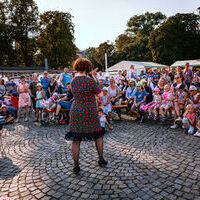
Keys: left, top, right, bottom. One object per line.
{"left": 97, "top": 71, "right": 105, "bottom": 80}
{"left": 128, "top": 65, "right": 137, "bottom": 79}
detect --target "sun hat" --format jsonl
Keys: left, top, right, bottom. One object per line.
{"left": 154, "top": 87, "right": 160, "bottom": 92}
{"left": 36, "top": 83, "right": 42, "bottom": 87}
{"left": 137, "top": 82, "right": 142, "bottom": 87}
{"left": 53, "top": 92, "right": 58, "bottom": 96}
{"left": 1, "top": 104, "right": 7, "bottom": 108}
{"left": 129, "top": 79, "right": 135, "bottom": 83}
{"left": 102, "top": 87, "right": 108, "bottom": 91}
{"left": 189, "top": 85, "right": 197, "bottom": 91}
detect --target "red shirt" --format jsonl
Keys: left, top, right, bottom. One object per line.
{"left": 11, "top": 96, "right": 19, "bottom": 108}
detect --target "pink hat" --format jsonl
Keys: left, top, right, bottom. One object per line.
{"left": 154, "top": 87, "right": 160, "bottom": 92}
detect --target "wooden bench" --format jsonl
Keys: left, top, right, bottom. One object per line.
{"left": 61, "top": 104, "right": 128, "bottom": 120}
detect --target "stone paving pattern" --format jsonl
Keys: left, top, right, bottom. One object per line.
{"left": 0, "top": 117, "right": 200, "bottom": 200}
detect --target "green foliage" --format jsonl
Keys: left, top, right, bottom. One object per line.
{"left": 114, "top": 12, "right": 166, "bottom": 64}
{"left": 86, "top": 42, "right": 116, "bottom": 71}
{"left": 0, "top": 0, "right": 76, "bottom": 68}
{"left": 127, "top": 12, "right": 166, "bottom": 36}
{"left": 37, "top": 11, "right": 76, "bottom": 69}
{"left": 8, "top": 0, "right": 40, "bottom": 66}
{"left": 148, "top": 13, "right": 200, "bottom": 65}
{"left": 0, "top": 1, "right": 14, "bottom": 65}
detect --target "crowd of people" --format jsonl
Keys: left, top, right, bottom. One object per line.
{"left": 0, "top": 63, "right": 200, "bottom": 137}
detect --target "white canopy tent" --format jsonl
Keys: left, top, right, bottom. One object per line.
{"left": 171, "top": 59, "right": 200, "bottom": 67}
{"left": 108, "top": 61, "right": 168, "bottom": 73}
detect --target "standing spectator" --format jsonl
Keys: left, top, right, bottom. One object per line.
{"left": 161, "top": 70, "right": 171, "bottom": 85}
{"left": 97, "top": 71, "right": 105, "bottom": 80}
{"left": 29, "top": 73, "right": 38, "bottom": 112}
{"left": 16, "top": 76, "right": 31, "bottom": 122}
{"left": 34, "top": 83, "right": 45, "bottom": 122}
{"left": 98, "top": 79, "right": 105, "bottom": 90}
{"left": 41, "top": 71, "right": 50, "bottom": 98}
{"left": 183, "top": 63, "right": 193, "bottom": 88}
{"left": 116, "top": 70, "right": 123, "bottom": 85}
{"left": 152, "top": 69, "right": 160, "bottom": 88}
{"left": 60, "top": 67, "right": 71, "bottom": 93}
{"left": 6, "top": 76, "right": 16, "bottom": 94}
{"left": 140, "top": 70, "right": 147, "bottom": 79}
{"left": 48, "top": 76, "right": 58, "bottom": 97}
{"left": 169, "top": 68, "right": 176, "bottom": 83}
{"left": 128, "top": 65, "right": 137, "bottom": 79}
{"left": 0, "top": 78, "right": 6, "bottom": 101}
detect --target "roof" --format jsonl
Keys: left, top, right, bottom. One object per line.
{"left": 0, "top": 66, "right": 45, "bottom": 71}
{"left": 171, "top": 59, "right": 200, "bottom": 67}
{"left": 108, "top": 61, "right": 168, "bottom": 72}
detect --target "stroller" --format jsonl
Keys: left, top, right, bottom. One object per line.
{"left": 41, "top": 108, "right": 58, "bottom": 126}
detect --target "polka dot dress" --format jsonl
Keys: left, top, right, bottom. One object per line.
{"left": 65, "top": 76, "right": 104, "bottom": 141}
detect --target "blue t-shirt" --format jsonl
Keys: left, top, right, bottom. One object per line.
{"left": 62, "top": 73, "right": 71, "bottom": 88}
{"left": 134, "top": 90, "right": 147, "bottom": 103}
{"left": 41, "top": 77, "right": 50, "bottom": 89}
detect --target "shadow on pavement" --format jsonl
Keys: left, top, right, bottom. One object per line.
{"left": 0, "top": 157, "right": 21, "bottom": 180}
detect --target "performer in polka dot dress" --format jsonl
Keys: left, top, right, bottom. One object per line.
{"left": 65, "top": 58, "right": 107, "bottom": 174}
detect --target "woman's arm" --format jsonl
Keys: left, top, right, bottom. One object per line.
{"left": 138, "top": 96, "right": 146, "bottom": 105}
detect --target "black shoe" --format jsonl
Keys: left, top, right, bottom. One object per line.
{"left": 98, "top": 159, "right": 108, "bottom": 167}
{"left": 73, "top": 166, "right": 80, "bottom": 174}
{"left": 183, "top": 128, "right": 188, "bottom": 134}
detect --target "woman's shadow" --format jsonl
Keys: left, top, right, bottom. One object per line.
{"left": 0, "top": 157, "right": 21, "bottom": 180}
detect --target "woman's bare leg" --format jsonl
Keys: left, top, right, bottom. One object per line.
{"left": 25, "top": 106, "right": 29, "bottom": 120}
{"left": 17, "top": 107, "right": 22, "bottom": 121}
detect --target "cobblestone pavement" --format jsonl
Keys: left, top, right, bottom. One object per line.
{"left": 0, "top": 116, "right": 200, "bottom": 200}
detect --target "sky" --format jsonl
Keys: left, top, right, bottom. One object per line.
{"left": 35, "top": 0, "right": 199, "bottom": 50}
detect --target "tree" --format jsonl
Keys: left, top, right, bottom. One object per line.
{"left": 84, "top": 47, "right": 99, "bottom": 69}
{"left": 148, "top": 13, "right": 200, "bottom": 65}
{"left": 115, "top": 34, "right": 134, "bottom": 52}
{"left": 94, "top": 41, "right": 115, "bottom": 71}
{"left": 126, "top": 12, "right": 166, "bottom": 36}
{"left": 8, "top": 0, "right": 39, "bottom": 66}
{"left": 38, "top": 11, "right": 76, "bottom": 69}
{"left": 0, "top": 0, "right": 15, "bottom": 65}
{"left": 114, "top": 12, "right": 166, "bottom": 63}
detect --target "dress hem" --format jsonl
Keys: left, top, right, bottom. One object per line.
{"left": 65, "top": 128, "right": 105, "bottom": 141}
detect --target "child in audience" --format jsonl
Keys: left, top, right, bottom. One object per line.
{"left": 187, "top": 86, "right": 200, "bottom": 110}
{"left": 171, "top": 84, "right": 188, "bottom": 129}
{"left": 143, "top": 87, "right": 161, "bottom": 119}
{"left": 34, "top": 83, "right": 45, "bottom": 122}
{"left": 47, "top": 93, "right": 59, "bottom": 110}
{"left": 100, "top": 87, "right": 112, "bottom": 120}
{"left": 194, "top": 119, "right": 200, "bottom": 137}
{"left": 0, "top": 104, "right": 14, "bottom": 124}
{"left": 160, "top": 84, "right": 174, "bottom": 121}
{"left": 98, "top": 109, "right": 113, "bottom": 132}
{"left": 182, "top": 104, "right": 197, "bottom": 134}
